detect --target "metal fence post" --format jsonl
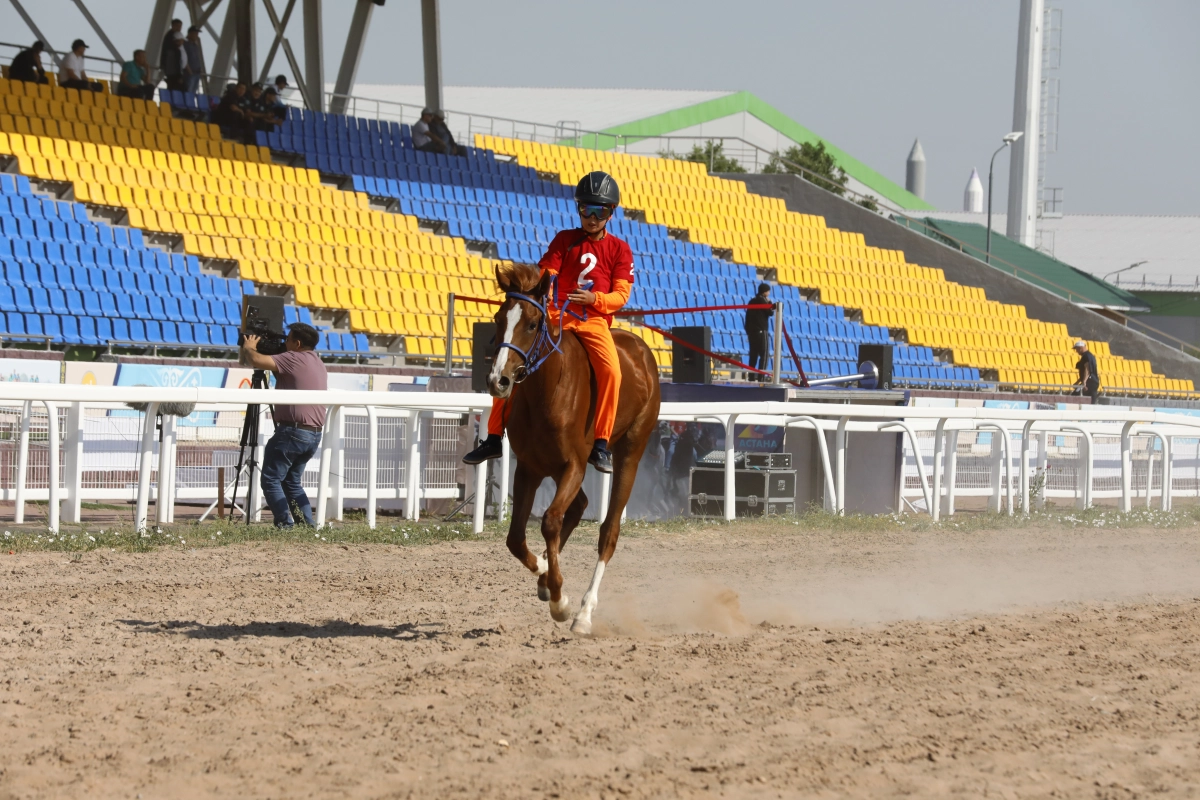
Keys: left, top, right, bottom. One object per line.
{"left": 473, "top": 407, "right": 489, "bottom": 534}
{"left": 406, "top": 410, "right": 422, "bottom": 520}
{"left": 834, "top": 416, "right": 849, "bottom": 515}
{"left": 723, "top": 414, "right": 737, "bottom": 521}
{"left": 771, "top": 301, "right": 783, "bottom": 385}
{"left": 498, "top": 434, "right": 511, "bottom": 522}
{"left": 316, "top": 405, "right": 339, "bottom": 525}
{"left": 42, "top": 402, "right": 60, "bottom": 534}
{"left": 333, "top": 409, "right": 346, "bottom": 521}
{"left": 134, "top": 403, "right": 160, "bottom": 533}
{"left": 61, "top": 402, "right": 85, "bottom": 524}
{"left": 366, "top": 405, "right": 379, "bottom": 529}
{"left": 156, "top": 414, "right": 177, "bottom": 525}
{"left": 444, "top": 292, "right": 455, "bottom": 375}
{"left": 13, "top": 400, "right": 31, "bottom": 524}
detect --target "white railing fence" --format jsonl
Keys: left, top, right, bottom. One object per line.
{"left": 5, "top": 384, "right": 1200, "bottom": 534}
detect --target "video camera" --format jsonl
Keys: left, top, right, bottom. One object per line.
{"left": 239, "top": 294, "right": 288, "bottom": 356}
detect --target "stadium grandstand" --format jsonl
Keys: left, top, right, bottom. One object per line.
{"left": 0, "top": 0, "right": 1196, "bottom": 401}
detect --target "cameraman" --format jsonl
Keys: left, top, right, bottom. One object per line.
{"left": 241, "top": 322, "right": 328, "bottom": 528}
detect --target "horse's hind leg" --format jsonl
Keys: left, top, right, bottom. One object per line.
{"left": 571, "top": 437, "right": 646, "bottom": 635}
{"left": 541, "top": 464, "right": 586, "bottom": 623}
{"left": 539, "top": 488, "right": 587, "bottom": 602}
{"left": 506, "top": 462, "right": 543, "bottom": 582}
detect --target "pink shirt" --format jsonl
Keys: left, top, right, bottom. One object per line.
{"left": 271, "top": 349, "right": 327, "bottom": 428}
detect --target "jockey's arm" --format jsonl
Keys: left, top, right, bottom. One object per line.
{"left": 590, "top": 278, "right": 632, "bottom": 315}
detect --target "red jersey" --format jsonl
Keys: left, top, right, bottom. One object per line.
{"left": 538, "top": 229, "right": 635, "bottom": 324}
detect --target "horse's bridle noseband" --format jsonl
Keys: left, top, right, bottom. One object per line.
{"left": 496, "top": 282, "right": 563, "bottom": 383}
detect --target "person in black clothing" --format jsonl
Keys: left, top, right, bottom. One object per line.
{"left": 744, "top": 283, "right": 773, "bottom": 382}
{"left": 9, "top": 41, "right": 48, "bottom": 84}
{"left": 160, "top": 18, "right": 183, "bottom": 72}
{"left": 431, "top": 112, "right": 466, "bottom": 156}
{"left": 162, "top": 31, "right": 188, "bottom": 92}
{"left": 1073, "top": 340, "right": 1100, "bottom": 400}
{"left": 211, "top": 82, "right": 255, "bottom": 142}
{"left": 255, "top": 86, "right": 286, "bottom": 126}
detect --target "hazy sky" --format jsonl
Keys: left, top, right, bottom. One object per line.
{"left": 3, "top": 0, "right": 1196, "bottom": 215}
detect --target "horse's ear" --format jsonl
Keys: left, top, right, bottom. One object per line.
{"left": 495, "top": 264, "right": 510, "bottom": 292}
{"left": 535, "top": 268, "right": 553, "bottom": 298}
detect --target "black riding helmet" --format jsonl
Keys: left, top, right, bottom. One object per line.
{"left": 575, "top": 171, "right": 620, "bottom": 206}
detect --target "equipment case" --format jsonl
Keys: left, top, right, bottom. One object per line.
{"left": 688, "top": 467, "right": 797, "bottom": 518}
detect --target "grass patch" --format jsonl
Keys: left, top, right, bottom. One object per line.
{"left": 3, "top": 505, "right": 1200, "bottom": 555}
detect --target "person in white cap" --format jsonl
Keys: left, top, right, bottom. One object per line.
{"left": 1072, "top": 340, "right": 1100, "bottom": 400}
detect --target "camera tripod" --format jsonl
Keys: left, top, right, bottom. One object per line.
{"left": 228, "top": 368, "right": 270, "bottom": 524}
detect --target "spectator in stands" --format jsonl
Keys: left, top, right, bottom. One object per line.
{"left": 59, "top": 39, "right": 102, "bottom": 92}
{"left": 744, "top": 283, "right": 773, "bottom": 381}
{"left": 211, "top": 81, "right": 255, "bottom": 141}
{"left": 240, "top": 322, "right": 328, "bottom": 528}
{"left": 412, "top": 108, "right": 446, "bottom": 154}
{"left": 9, "top": 41, "right": 48, "bottom": 85}
{"left": 431, "top": 111, "right": 466, "bottom": 156}
{"left": 248, "top": 83, "right": 283, "bottom": 130}
{"left": 116, "top": 49, "right": 155, "bottom": 101}
{"left": 162, "top": 31, "right": 188, "bottom": 92}
{"left": 160, "top": 18, "right": 183, "bottom": 73}
{"left": 274, "top": 74, "right": 290, "bottom": 101}
{"left": 183, "top": 26, "right": 206, "bottom": 94}
{"left": 1073, "top": 340, "right": 1100, "bottom": 400}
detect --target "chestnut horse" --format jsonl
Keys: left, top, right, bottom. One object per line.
{"left": 487, "top": 262, "right": 661, "bottom": 634}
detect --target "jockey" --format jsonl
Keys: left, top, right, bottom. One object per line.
{"left": 464, "top": 171, "right": 634, "bottom": 473}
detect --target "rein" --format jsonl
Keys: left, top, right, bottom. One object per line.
{"left": 497, "top": 277, "right": 565, "bottom": 383}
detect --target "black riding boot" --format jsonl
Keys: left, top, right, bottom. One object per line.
{"left": 588, "top": 439, "right": 613, "bottom": 473}
{"left": 463, "top": 434, "right": 503, "bottom": 465}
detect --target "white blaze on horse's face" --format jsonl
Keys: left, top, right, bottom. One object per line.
{"left": 488, "top": 303, "right": 524, "bottom": 398}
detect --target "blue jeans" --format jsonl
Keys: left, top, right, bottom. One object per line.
{"left": 260, "top": 426, "right": 322, "bottom": 527}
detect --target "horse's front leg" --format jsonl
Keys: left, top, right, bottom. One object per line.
{"left": 538, "top": 488, "right": 588, "bottom": 601}
{"left": 505, "top": 463, "right": 543, "bottom": 581}
{"left": 541, "top": 464, "right": 585, "bottom": 622}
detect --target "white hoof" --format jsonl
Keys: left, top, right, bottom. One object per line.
{"left": 570, "top": 614, "right": 593, "bottom": 636}
{"left": 549, "top": 595, "right": 572, "bottom": 622}
{"left": 536, "top": 554, "right": 548, "bottom": 575}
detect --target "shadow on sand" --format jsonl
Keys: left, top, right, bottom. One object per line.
{"left": 117, "top": 618, "right": 444, "bottom": 641}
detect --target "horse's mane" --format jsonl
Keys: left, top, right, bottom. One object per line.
{"left": 496, "top": 261, "right": 543, "bottom": 294}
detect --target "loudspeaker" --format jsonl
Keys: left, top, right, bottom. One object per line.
{"left": 857, "top": 343, "right": 893, "bottom": 390}
{"left": 471, "top": 322, "right": 497, "bottom": 393}
{"left": 241, "top": 294, "right": 285, "bottom": 336}
{"left": 671, "top": 326, "right": 711, "bottom": 384}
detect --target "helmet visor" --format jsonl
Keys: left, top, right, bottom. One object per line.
{"left": 577, "top": 203, "right": 614, "bottom": 220}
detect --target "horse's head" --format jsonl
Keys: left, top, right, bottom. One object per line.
{"left": 487, "top": 262, "right": 553, "bottom": 398}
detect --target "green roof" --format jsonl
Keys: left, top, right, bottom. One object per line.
{"left": 560, "top": 91, "right": 934, "bottom": 212}
{"left": 896, "top": 217, "right": 1150, "bottom": 312}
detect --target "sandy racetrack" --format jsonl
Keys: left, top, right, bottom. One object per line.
{"left": 3, "top": 523, "right": 1200, "bottom": 798}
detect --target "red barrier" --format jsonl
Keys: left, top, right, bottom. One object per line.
{"left": 450, "top": 295, "right": 812, "bottom": 387}
{"left": 452, "top": 296, "right": 774, "bottom": 316}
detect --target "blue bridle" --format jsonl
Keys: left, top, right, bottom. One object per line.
{"left": 495, "top": 276, "right": 590, "bottom": 383}
{"left": 496, "top": 288, "right": 562, "bottom": 383}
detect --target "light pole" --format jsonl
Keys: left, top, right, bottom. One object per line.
{"left": 986, "top": 131, "right": 1023, "bottom": 264}
{"left": 1103, "top": 260, "right": 1148, "bottom": 285}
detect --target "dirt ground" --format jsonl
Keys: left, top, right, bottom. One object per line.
{"left": 3, "top": 524, "right": 1200, "bottom": 799}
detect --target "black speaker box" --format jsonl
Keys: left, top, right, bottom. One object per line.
{"left": 471, "top": 322, "right": 497, "bottom": 393}
{"left": 671, "top": 326, "right": 711, "bottom": 384}
{"left": 857, "top": 343, "right": 893, "bottom": 390}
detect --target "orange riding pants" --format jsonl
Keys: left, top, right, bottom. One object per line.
{"left": 487, "top": 314, "right": 622, "bottom": 440}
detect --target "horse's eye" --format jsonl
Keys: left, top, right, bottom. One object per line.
{"left": 527, "top": 323, "right": 537, "bottom": 332}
